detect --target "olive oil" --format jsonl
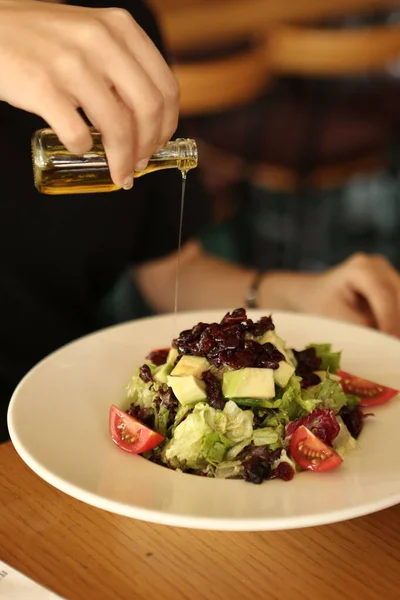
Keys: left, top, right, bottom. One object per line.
{"left": 174, "top": 172, "right": 187, "bottom": 324}
{"left": 31, "top": 127, "right": 198, "bottom": 194}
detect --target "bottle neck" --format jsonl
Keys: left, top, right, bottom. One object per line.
{"left": 133, "top": 139, "right": 198, "bottom": 178}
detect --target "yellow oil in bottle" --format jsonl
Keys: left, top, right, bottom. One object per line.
{"left": 32, "top": 128, "right": 198, "bottom": 195}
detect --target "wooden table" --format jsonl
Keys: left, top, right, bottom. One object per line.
{"left": 1, "top": 441, "right": 400, "bottom": 600}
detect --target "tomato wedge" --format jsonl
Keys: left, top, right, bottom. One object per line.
{"left": 290, "top": 425, "right": 343, "bottom": 472}
{"left": 337, "top": 370, "right": 398, "bottom": 407}
{"left": 109, "top": 405, "right": 164, "bottom": 454}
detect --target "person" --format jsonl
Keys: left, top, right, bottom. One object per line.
{"left": 0, "top": 0, "right": 400, "bottom": 443}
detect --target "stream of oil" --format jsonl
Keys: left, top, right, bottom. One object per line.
{"left": 173, "top": 171, "right": 187, "bottom": 335}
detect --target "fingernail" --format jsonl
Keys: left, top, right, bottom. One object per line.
{"left": 122, "top": 176, "right": 134, "bottom": 190}
{"left": 135, "top": 159, "right": 148, "bottom": 171}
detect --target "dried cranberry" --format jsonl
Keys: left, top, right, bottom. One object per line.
{"left": 172, "top": 309, "right": 279, "bottom": 372}
{"left": 297, "top": 370, "right": 321, "bottom": 388}
{"left": 146, "top": 349, "right": 169, "bottom": 366}
{"left": 220, "top": 308, "right": 247, "bottom": 327}
{"left": 262, "top": 342, "right": 285, "bottom": 362}
{"left": 139, "top": 364, "right": 153, "bottom": 383}
{"left": 286, "top": 408, "right": 340, "bottom": 446}
{"left": 202, "top": 371, "right": 225, "bottom": 410}
{"left": 293, "top": 347, "right": 321, "bottom": 371}
{"left": 249, "top": 315, "right": 275, "bottom": 337}
{"left": 272, "top": 462, "right": 295, "bottom": 481}
{"left": 293, "top": 347, "right": 322, "bottom": 388}
{"left": 220, "top": 349, "right": 255, "bottom": 369}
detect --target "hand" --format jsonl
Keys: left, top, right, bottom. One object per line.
{"left": 262, "top": 254, "right": 400, "bottom": 337}
{"left": 0, "top": 0, "right": 180, "bottom": 188}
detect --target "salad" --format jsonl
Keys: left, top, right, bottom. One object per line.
{"left": 109, "top": 308, "right": 398, "bottom": 484}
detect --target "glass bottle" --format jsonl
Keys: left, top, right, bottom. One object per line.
{"left": 31, "top": 127, "right": 198, "bottom": 195}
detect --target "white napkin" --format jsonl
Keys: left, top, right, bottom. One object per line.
{"left": 0, "top": 561, "right": 64, "bottom": 599}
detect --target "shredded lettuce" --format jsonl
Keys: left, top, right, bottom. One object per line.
{"left": 163, "top": 403, "right": 214, "bottom": 469}
{"left": 125, "top": 371, "right": 157, "bottom": 409}
{"left": 163, "top": 401, "right": 254, "bottom": 470}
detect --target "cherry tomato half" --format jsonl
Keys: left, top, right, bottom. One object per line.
{"left": 337, "top": 370, "right": 398, "bottom": 407}
{"left": 290, "top": 425, "right": 343, "bottom": 472}
{"left": 109, "top": 405, "right": 164, "bottom": 454}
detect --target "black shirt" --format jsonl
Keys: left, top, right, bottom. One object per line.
{"left": 0, "top": 0, "right": 209, "bottom": 440}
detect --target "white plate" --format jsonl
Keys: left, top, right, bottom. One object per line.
{"left": 7, "top": 310, "right": 400, "bottom": 531}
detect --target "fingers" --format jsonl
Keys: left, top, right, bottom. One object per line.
{"left": 340, "top": 254, "right": 400, "bottom": 337}
{"left": 104, "top": 8, "right": 180, "bottom": 151}
{"left": 0, "top": 2, "right": 180, "bottom": 186}
{"left": 95, "top": 45, "right": 164, "bottom": 177}
{"left": 36, "top": 94, "right": 92, "bottom": 156}
{"left": 60, "top": 58, "right": 138, "bottom": 188}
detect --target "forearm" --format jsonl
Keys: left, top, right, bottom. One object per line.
{"left": 133, "top": 240, "right": 301, "bottom": 313}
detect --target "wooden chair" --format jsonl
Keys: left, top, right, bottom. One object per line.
{"left": 150, "top": 1, "right": 400, "bottom": 196}
{"left": 149, "top": 0, "right": 400, "bottom": 55}
{"left": 248, "top": 22, "right": 400, "bottom": 191}
{"left": 175, "top": 42, "right": 270, "bottom": 116}
{"left": 268, "top": 23, "right": 400, "bottom": 76}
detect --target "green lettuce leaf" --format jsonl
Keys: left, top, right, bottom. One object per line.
{"left": 309, "top": 343, "right": 341, "bottom": 373}
{"left": 202, "top": 432, "right": 232, "bottom": 466}
{"left": 225, "top": 439, "right": 252, "bottom": 461}
{"left": 315, "top": 375, "right": 348, "bottom": 413}
{"left": 214, "top": 460, "right": 244, "bottom": 479}
{"left": 282, "top": 376, "right": 318, "bottom": 417}
{"left": 154, "top": 406, "right": 169, "bottom": 437}
{"left": 223, "top": 401, "right": 254, "bottom": 443}
{"left": 252, "top": 427, "right": 280, "bottom": 447}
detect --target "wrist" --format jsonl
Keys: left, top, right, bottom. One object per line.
{"left": 257, "top": 271, "right": 317, "bottom": 312}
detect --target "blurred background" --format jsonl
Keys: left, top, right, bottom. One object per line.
{"left": 102, "top": 0, "right": 400, "bottom": 322}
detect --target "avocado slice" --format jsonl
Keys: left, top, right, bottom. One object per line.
{"left": 260, "top": 330, "right": 286, "bottom": 352}
{"left": 167, "top": 375, "right": 208, "bottom": 405}
{"left": 260, "top": 330, "right": 295, "bottom": 361}
{"left": 222, "top": 368, "right": 275, "bottom": 399}
{"left": 154, "top": 362, "right": 173, "bottom": 384}
{"left": 167, "top": 347, "right": 179, "bottom": 365}
{"left": 274, "top": 360, "right": 295, "bottom": 388}
{"left": 171, "top": 355, "right": 210, "bottom": 378}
